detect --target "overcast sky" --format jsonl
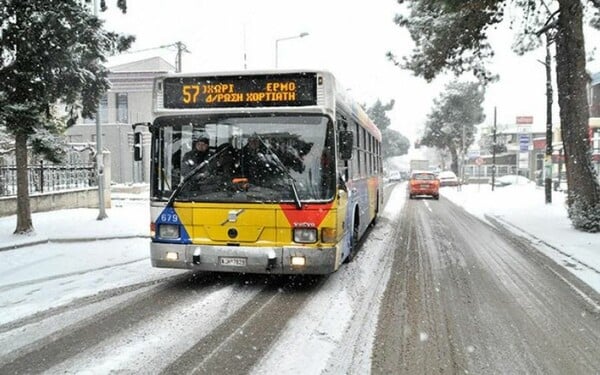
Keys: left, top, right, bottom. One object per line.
{"left": 101, "top": 0, "right": 600, "bottom": 142}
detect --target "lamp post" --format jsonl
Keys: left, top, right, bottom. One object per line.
{"left": 275, "top": 32, "right": 309, "bottom": 68}
{"left": 492, "top": 106, "right": 497, "bottom": 191}
{"left": 93, "top": 0, "right": 107, "bottom": 220}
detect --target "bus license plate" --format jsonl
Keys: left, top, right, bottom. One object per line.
{"left": 219, "top": 257, "right": 247, "bottom": 267}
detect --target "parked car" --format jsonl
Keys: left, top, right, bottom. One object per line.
{"left": 438, "top": 170, "right": 459, "bottom": 187}
{"left": 388, "top": 171, "right": 402, "bottom": 182}
{"left": 408, "top": 171, "right": 439, "bottom": 200}
{"left": 490, "top": 175, "right": 532, "bottom": 187}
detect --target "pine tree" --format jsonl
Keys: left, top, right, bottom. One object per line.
{"left": 390, "top": 0, "right": 600, "bottom": 232}
{"left": 366, "top": 99, "right": 410, "bottom": 158}
{"left": 421, "top": 81, "right": 485, "bottom": 174}
{"left": 0, "top": 0, "right": 134, "bottom": 233}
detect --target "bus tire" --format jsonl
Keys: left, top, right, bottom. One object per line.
{"left": 371, "top": 192, "right": 380, "bottom": 227}
{"left": 344, "top": 210, "right": 360, "bottom": 263}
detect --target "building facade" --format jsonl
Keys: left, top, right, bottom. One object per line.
{"left": 65, "top": 56, "right": 175, "bottom": 183}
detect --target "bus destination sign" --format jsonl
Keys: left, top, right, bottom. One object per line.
{"left": 163, "top": 73, "right": 317, "bottom": 109}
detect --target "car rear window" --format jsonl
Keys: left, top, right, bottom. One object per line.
{"left": 412, "top": 173, "right": 435, "bottom": 180}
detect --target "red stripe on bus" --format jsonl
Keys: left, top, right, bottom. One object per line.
{"left": 279, "top": 203, "right": 333, "bottom": 227}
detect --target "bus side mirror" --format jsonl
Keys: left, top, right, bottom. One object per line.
{"left": 133, "top": 132, "right": 142, "bottom": 161}
{"left": 339, "top": 130, "right": 353, "bottom": 160}
{"left": 338, "top": 174, "right": 347, "bottom": 192}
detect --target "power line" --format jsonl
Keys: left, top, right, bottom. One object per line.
{"left": 123, "top": 42, "right": 178, "bottom": 54}
{"left": 123, "top": 41, "right": 190, "bottom": 72}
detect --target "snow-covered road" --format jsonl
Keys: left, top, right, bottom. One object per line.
{"left": 1, "top": 183, "right": 599, "bottom": 374}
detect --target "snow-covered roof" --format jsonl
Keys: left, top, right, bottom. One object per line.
{"left": 107, "top": 56, "right": 175, "bottom": 73}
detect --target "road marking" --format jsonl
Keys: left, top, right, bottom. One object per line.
{"left": 424, "top": 201, "right": 432, "bottom": 212}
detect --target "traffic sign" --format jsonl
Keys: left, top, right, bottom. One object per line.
{"left": 475, "top": 157, "right": 484, "bottom": 166}
{"left": 519, "top": 134, "right": 530, "bottom": 152}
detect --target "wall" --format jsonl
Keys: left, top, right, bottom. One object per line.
{"left": 64, "top": 64, "right": 169, "bottom": 184}
{"left": 0, "top": 188, "right": 104, "bottom": 217}
{"left": 0, "top": 151, "right": 111, "bottom": 217}
{"left": 65, "top": 124, "right": 150, "bottom": 184}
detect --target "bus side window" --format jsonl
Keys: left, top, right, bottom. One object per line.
{"left": 337, "top": 114, "right": 350, "bottom": 183}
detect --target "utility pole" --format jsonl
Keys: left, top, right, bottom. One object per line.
{"left": 536, "top": 0, "right": 556, "bottom": 204}
{"left": 461, "top": 123, "right": 466, "bottom": 186}
{"left": 243, "top": 25, "right": 247, "bottom": 70}
{"left": 492, "top": 107, "right": 497, "bottom": 191}
{"left": 93, "top": 0, "right": 107, "bottom": 220}
{"left": 125, "top": 42, "right": 190, "bottom": 73}
{"left": 174, "top": 41, "right": 190, "bottom": 73}
{"left": 543, "top": 32, "right": 553, "bottom": 204}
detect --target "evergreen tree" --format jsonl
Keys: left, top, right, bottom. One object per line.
{"left": 0, "top": 0, "right": 134, "bottom": 233}
{"left": 389, "top": 0, "right": 600, "bottom": 232}
{"left": 479, "top": 127, "right": 507, "bottom": 156}
{"left": 421, "top": 81, "right": 485, "bottom": 174}
{"left": 366, "top": 99, "right": 410, "bottom": 158}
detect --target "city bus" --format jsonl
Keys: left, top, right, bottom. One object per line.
{"left": 146, "top": 70, "right": 382, "bottom": 274}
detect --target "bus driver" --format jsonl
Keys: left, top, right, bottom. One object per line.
{"left": 182, "top": 136, "right": 210, "bottom": 176}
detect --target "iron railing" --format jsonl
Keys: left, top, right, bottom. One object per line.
{"left": 0, "top": 161, "right": 96, "bottom": 197}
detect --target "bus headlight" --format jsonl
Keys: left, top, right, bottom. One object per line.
{"left": 159, "top": 224, "right": 180, "bottom": 239}
{"left": 293, "top": 228, "right": 317, "bottom": 243}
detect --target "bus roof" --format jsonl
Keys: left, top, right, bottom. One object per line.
{"left": 153, "top": 69, "right": 381, "bottom": 141}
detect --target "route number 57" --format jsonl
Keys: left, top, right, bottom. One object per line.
{"left": 182, "top": 85, "right": 201, "bottom": 104}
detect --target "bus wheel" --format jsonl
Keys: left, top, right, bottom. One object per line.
{"left": 344, "top": 217, "right": 359, "bottom": 263}
{"left": 371, "top": 192, "right": 380, "bottom": 227}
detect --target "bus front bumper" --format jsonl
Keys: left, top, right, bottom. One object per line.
{"left": 150, "top": 242, "right": 338, "bottom": 275}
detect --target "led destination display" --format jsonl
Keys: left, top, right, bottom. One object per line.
{"left": 163, "top": 73, "right": 317, "bottom": 108}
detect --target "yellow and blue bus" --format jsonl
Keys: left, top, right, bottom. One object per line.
{"left": 148, "top": 70, "right": 382, "bottom": 274}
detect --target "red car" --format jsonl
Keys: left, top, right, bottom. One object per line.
{"left": 408, "top": 171, "right": 440, "bottom": 200}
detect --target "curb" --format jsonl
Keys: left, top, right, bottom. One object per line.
{"left": 486, "top": 214, "right": 600, "bottom": 276}
{"left": 0, "top": 235, "right": 149, "bottom": 252}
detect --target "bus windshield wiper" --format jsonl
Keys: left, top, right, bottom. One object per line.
{"left": 165, "top": 146, "right": 230, "bottom": 207}
{"left": 253, "top": 133, "right": 303, "bottom": 209}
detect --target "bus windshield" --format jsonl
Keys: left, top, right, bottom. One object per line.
{"left": 152, "top": 114, "right": 336, "bottom": 203}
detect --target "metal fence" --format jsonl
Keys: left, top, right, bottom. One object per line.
{"left": 0, "top": 160, "right": 96, "bottom": 197}
{"left": 464, "top": 164, "right": 518, "bottom": 180}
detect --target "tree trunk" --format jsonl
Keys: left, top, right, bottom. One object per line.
{"left": 449, "top": 147, "right": 459, "bottom": 175}
{"left": 14, "top": 132, "right": 33, "bottom": 234}
{"left": 554, "top": 0, "right": 600, "bottom": 231}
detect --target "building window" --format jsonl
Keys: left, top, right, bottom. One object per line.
{"left": 116, "top": 93, "right": 128, "bottom": 123}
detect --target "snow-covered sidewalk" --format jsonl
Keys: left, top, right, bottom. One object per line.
{"left": 0, "top": 198, "right": 149, "bottom": 251}
{"left": 441, "top": 181, "right": 600, "bottom": 293}
{"left": 0, "top": 181, "right": 598, "bottom": 298}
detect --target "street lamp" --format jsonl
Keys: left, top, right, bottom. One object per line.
{"left": 92, "top": 0, "right": 107, "bottom": 220}
{"left": 275, "top": 32, "right": 309, "bottom": 68}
